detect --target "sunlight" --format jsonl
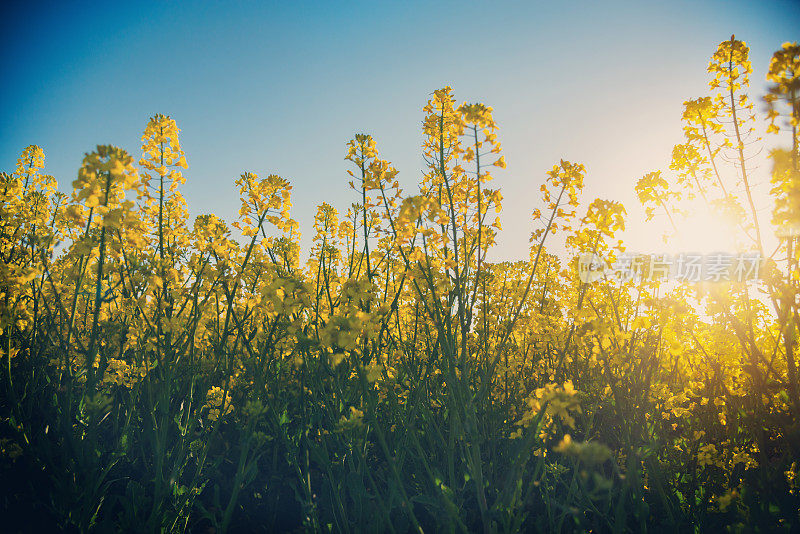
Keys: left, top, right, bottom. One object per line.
{"left": 624, "top": 200, "right": 742, "bottom": 258}
{"left": 668, "top": 206, "right": 739, "bottom": 255}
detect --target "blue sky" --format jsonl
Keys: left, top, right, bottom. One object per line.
{"left": 2, "top": 0, "right": 798, "bottom": 260}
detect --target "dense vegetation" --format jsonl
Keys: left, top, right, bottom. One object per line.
{"left": 1, "top": 37, "right": 799, "bottom": 533}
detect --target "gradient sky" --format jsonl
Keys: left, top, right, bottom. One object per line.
{"left": 2, "top": 0, "right": 798, "bottom": 261}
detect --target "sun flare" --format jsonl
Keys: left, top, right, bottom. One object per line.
{"left": 624, "top": 199, "right": 746, "bottom": 259}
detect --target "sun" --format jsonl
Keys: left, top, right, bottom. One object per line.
{"left": 624, "top": 199, "right": 741, "bottom": 258}
{"left": 667, "top": 207, "right": 739, "bottom": 255}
